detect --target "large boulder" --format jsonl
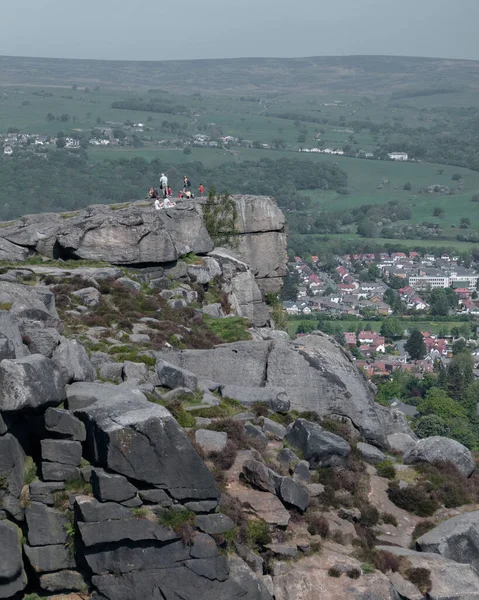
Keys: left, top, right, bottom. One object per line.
{"left": 0, "top": 354, "right": 65, "bottom": 411}
{"left": 156, "top": 359, "right": 198, "bottom": 391}
{"left": 51, "top": 338, "right": 95, "bottom": 383}
{"left": 0, "top": 520, "right": 26, "bottom": 598}
{"left": 266, "top": 335, "right": 413, "bottom": 447}
{"left": 285, "top": 419, "right": 351, "bottom": 468}
{"left": 26, "top": 502, "right": 69, "bottom": 546}
{"left": 54, "top": 203, "right": 213, "bottom": 264}
{"left": 157, "top": 335, "right": 414, "bottom": 448}
{"left": 156, "top": 341, "right": 272, "bottom": 388}
{"left": 0, "top": 282, "right": 60, "bottom": 326}
{"left": 44, "top": 407, "right": 86, "bottom": 441}
{"left": 0, "top": 433, "right": 26, "bottom": 519}
{"left": 19, "top": 324, "right": 61, "bottom": 357}
{"left": 0, "top": 237, "right": 29, "bottom": 262}
{"left": 220, "top": 384, "right": 290, "bottom": 413}
{"left": 403, "top": 436, "right": 476, "bottom": 477}
{"left": 75, "top": 385, "right": 219, "bottom": 501}
{"left": 0, "top": 312, "right": 29, "bottom": 358}
{"left": 377, "top": 545, "right": 479, "bottom": 600}
{"left": 416, "top": 511, "right": 479, "bottom": 564}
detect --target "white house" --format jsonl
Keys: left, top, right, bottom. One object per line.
{"left": 388, "top": 152, "right": 408, "bottom": 161}
{"left": 3, "top": 145, "right": 13, "bottom": 155}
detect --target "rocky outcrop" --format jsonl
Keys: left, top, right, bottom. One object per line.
{"left": 157, "top": 333, "right": 414, "bottom": 447}
{"left": 0, "top": 520, "right": 27, "bottom": 598}
{"left": 403, "top": 436, "right": 476, "bottom": 477}
{"left": 416, "top": 511, "right": 479, "bottom": 564}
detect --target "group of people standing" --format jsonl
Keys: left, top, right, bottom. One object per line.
{"left": 148, "top": 173, "right": 205, "bottom": 210}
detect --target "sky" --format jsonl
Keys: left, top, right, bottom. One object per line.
{"left": 2, "top": 0, "right": 479, "bottom": 62}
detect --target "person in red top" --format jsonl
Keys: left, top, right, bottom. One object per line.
{"left": 198, "top": 183, "right": 204, "bottom": 196}
{"left": 167, "top": 186, "right": 172, "bottom": 197}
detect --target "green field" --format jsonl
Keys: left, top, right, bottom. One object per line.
{"left": 288, "top": 318, "right": 470, "bottom": 338}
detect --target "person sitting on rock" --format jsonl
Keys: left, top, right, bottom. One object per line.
{"left": 147, "top": 187, "right": 159, "bottom": 199}
{"left": 154, "top": 197, "right": 162, "bottom": 210}
{"left": 163, "top": 197, "right": 176, "bottom": 209}
{"left": 167, "top": 186, "right": 172, "bottom": 197}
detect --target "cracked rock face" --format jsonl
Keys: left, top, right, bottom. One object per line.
{"left": 74, "top": 385, "right": 220, "bottom": 501}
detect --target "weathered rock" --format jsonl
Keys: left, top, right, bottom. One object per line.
{"left": 66, "top": 381, "right": 139, "bottom": 411}
{"left": 45, "top": 407, "right": 86, "bottom": 441}
{"left": 235, "top": 542, "right": 264, "bottom": 575}
{"left": 26, "top": 502, "right": 69, "bottom": 546}
{"left": 75, "top": 388, "right": 219, "bottom": 501}
{"left": 157, "top": 341, "right": 272, "bottom": 388}
{"left": 244, "top": 421, "right": 268, "bottom": 447}
{"left": 195, "top": 513, "right": 235, "bottom": 534}
{"left": 129, "top": 333, "right": 151, "bottom": 343}
{"left": 78, "top": 518, "right": 178, "bottom": 547}
{"left": 285, "top": 419, "right": 351, "bottom": 468}
{"left": 52, "top": 338, "right": 95, "bottom": 384}
{"left": 29, "top": 481, "right": 65, "bottom": 506}
{"left": 195, "top": 429, "right": 228, "bottom": 453}
{"left": 387, "top": 571, "right": 424, "bottom": 600}
{"left": 40, "top": 570, "right": 87, "bottom": 593}
{"left": 138, "top": 489, "right": 172, "bottom": 506}
{"left": 0, "top": 520, "right": 26, "bottom": 599}
{"left": 116, "top": 276, "right": 141, "bottom": 291}
{"left": 277, "top": 447, "right": 300, "bottom": 471}
{"left": 293, "top": 460, "right": 311, "bottom": 483}
{"left": 20, "top": 325, "right": 61, "bottom": 357}
{"left": 74, "top": 495, "right": 132, "bottom": 522}
{"left": 228, "top": 555, "right": 273, "bottom": 600}
{"left": 91, "top": 468, "right": 137, "bottom": 503}
{"left": 265, "top": 543, "right": 299, "bottom": 559}
{"left": 277, "top": 477, "right": 309, "bottom": 512}
{"left": 99, "top": 361, "right": 124, "bottom": 382}
{"left": 202, "top": 303, "right": 224, "bottom": 318}
{"left": 0, "top": 312, "right": 29, "bottom": 358}
{"left": 232, "top": 488, "right": 290, "bottom": 527}
{"left": 357, "top": 441, "right": 386, "bottom": 465}
{"left": 24, "top": 543, "right": 75, "bottom": 573}
{"left": 242, "top": 459, "right": 280, "bottom": 494}
{"left": 263, "top": 417, "right": 287, "bottom": 440}
{"left": 0, "top": 236, "right": 29, "bottom": 261}
{"left": 387, "top": 432, "right": 417, "bottom": 454}
{"left": 41, "top": 462, "right": 79, "bottom": 482}
{"left": 0, "top": 433, "right": 26, "bottom": 519}
{"left": 0, "top": 334, "right": 15, "bottom": 360}
{"left": 0, "top": 282, "right": 60, "bottom": 326}
{"left": 273, "top": 553, "right": 398, "bottom": 600}
{"left": 156, "top": 358, "right": 198, "bottom": 391}
{"left": 72, "top": 286, "right": 101, "bottom": 306}
{"left": 41, "top": 439, "right": 83, "bottom": 466}
{"left": 416, "top": 510, "right": 479, "bottom": 564}
{"left": 377, "top": 545, "right": 479, "bottom": 600}
{"left": 403, "top": 436, "right": 476, "bottom": 477}
{"left": 0, "top": 354, "right": 65, "bottom": 411}
{"left": 221, "top": 384, "right": 290, "bottom": 412}
{"left": 122, "top": 360, "right": 150, "bottom": 383}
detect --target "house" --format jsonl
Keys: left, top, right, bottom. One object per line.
{"left": 344, "top": 332, "right": 357, "bottom": 345}
{"left": 283, "top": 301, "right": 300, "bottom": 314}
{"left": 3, "top": 145, "right": 13, "bottom": 155}
{"left": 388, "top": 152, "right": 408, "bottom": 161}
{"left": 387, "top": 398, "right": 418, "bottom": 417}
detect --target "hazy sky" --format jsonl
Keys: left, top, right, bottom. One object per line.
{"left": 2, "top": 0, "right": 479, "bottom": 62}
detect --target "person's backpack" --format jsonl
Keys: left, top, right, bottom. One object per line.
{"left": 187, "top": 179, "right": 191, "bottom": 188}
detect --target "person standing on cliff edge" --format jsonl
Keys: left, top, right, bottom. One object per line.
{"left": 159, "top": 173, "right": 168, "bottom": 198}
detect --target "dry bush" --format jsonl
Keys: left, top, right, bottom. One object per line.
{"left": 306, "top": 513, "right": 330, "bottom": 538}
{"left": 209, "top": 440, "right": 238, "bottom": 471}
{"left": 374, "top": 550, "right": 400, "bottom": 574}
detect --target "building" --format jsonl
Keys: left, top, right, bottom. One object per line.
{"left": 388, "top": 152, "right": 408, "bottom": 161}
{"left": 409, "top": 269, "right": 479, "bottom": 290}
{"left": 3, "top": 145, "right": 13, "bottom": 155}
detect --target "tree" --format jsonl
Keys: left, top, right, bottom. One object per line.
{"left": 452, "top": 339, "right": 468, "bottom": 355}
{"left": 404, "top": 330, "right": 426, "bottom": 360}
{"left": 357, "top": 219, "right": 377, "bottom": 238}
{"left": 418, "top": 387, "right": 467, "bottom": 420}
{"left": 471, "top": 193, "right": 479, "bottom": 203}
{"left": 446, "top": 353, "right": 474, "bottom": 401}
{"left": 72, "top": 83, "right": 78, "bottom": 90}
{"left": 403, "top": 182, "right": 412, "bottom": 191}
{"left": 432, "top": 207, "right": 444, "bottom": 218}
{"left": 451, "top": 173, "right": 462, "bottom": 181}
{"left": 297, "top": 133, "right": 306, "bottom": 144}
{"left": 55, "top": 137, "right": 66, "bottom": 148}
{"left": 429, "top": 289, "right": 450, "bottom": 316}
{"left": 460, "top": 217, "right": 471, "bottom": 229}
{"left": 380, "top": 318, "right": 403, "bottom": 340}
{"left": 414, "top": 414, "right": 449, "bottom": 438}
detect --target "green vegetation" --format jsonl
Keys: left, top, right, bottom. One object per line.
{"left": 23, "top": 456, "right": 37, "bottom": 485}
{"left": 159, "top": 509, "right": 195, "bottom": 532}
{"left": 376, "top": 460, "right": 396, "bottom": 480}
{"left": 204, "top": 315, "right": 251, "bottom": 343}
{"left": 246, "top": 519, "right": 272, "bottom": 551}
{"left": 203, "top": 187, "right": 239, "bottom": 247}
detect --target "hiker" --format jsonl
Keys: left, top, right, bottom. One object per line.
{"left": 163, "top": 196, "right": 176, "bottom": 209}
{"left": 198, "top": 183, "right": 204, "bottom": 196}
{"left": 154, "top": 197, "right": 162, "bottom": 210}
{"left": 159, "top": 173, "right": 168, "bottom": 197}
{"left": 183, "top": 175, "right": 191, "bottom": 193}
{"left": 177, "top": 191, "right": 183, "bottom": 199}
{"left": 167, "top": 185, "right": 172, "bottom": 197}
{"left": 147, "top": 187, "right": 159, "bottom": 199}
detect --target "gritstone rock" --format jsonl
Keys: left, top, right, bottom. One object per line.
{"left": 52, "top": 338, "right": 95, "bottom": 383}
{"left": 0, "top": 520, "right": 26, "bottom": 599}
{"left": 285, "top": 418, "right": 351, "bottom": 468}
{"left": 403, "top": 436, "right": 476, "bottom": 477}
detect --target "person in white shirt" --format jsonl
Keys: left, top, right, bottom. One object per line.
{"left": 159, "top": 173, "right": 168, "bottom": 197}
{"left": 154, "top": 198, "right": 162, "bottom": 210}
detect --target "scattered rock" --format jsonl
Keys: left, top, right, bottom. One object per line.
{"left": 74, "top": 495, "right": 131, "bottom": 522}
{"left": 45, "top": 407, "right": 86, "bottom": 441}
{"left": 72, "top": 287, "right": 101, "bottom": 307}
{"left": 41, "top": 462, "right": 79, "bottom": 482}
{"left": 91, "top": 468, "right": 137, "bottom": 503}
{"left": 403, "top": 436, "right": 476, "bottom": 477}
{"left": 0, "top": 520, "right": 26, "bottom": 598}
{"left": 387, "top": 432, "right": 417, "bottom": 454}
{"left": 293, "top": 460, "right": 311, "bottom": 483}
{"left": 242, "top": 459, "right": 280, "bottom": 494}
{"left": 41, "top": 439, "right": 83, "bottom": 466}
{"left": 0, "top": 354, "right": 65, "bottom": 411}
{"left": 40, "top": 570, "right": 87, "bottom": 593}
{"left": 357, "top": 442, "right": 386, "bottom": 465}
{"left": 24, "top": 544, "right": 76, "bottom": 573}
{"left": 263, "top": 417, "right": 287, "bottom": 440}
{"left": 221, "top": 384, "right": 290, "bottom": 413}
{"left": 244, "top": 421, "right": 268, "bottom": 447}
{"left": 285, "top": 418, "right": 351, "bottom": 468}
{"left": 195, "top": 514, "right": 235, "bottom": 534}
{"left": 26, "top": 502, "right": 69, "bottom": 546}
{"left": 156, "top": 358, "right": 198, "bottom": 391}
{"left": 277, "top": 477, "right": 309, "bottom": 512}
{"left": 195, "top": 429, "right": 228, "bottom": 453}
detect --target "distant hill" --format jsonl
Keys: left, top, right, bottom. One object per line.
{"left": 2, "top": 54, "right": 479, "bottom": 95}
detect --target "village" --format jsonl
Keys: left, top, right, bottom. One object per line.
{"left": 284, "top": 250, "right": 479, "bottom": 381}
